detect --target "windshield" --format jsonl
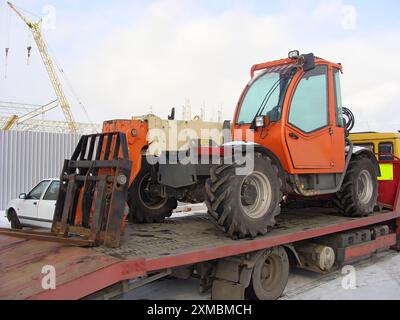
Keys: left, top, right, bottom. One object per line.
{"left": 237, "top": 66, "right": 295, "bottom": 124}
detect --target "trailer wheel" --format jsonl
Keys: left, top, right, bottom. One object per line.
{"left": 246, "top": 247, "right": 289, "bottom": 300}
{"left": 205, "top": 153, "right": 282, "bottom": 239}
{"left": 7, "top": 209, "right": 22, "bottom": 230}
{"left": 335, "top": 156, "right": 378, "bottom": 217}
{"left": 128, "top": 161, "right": 177, "bottom": 223}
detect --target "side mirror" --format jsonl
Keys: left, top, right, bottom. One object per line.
{"left": 268, "top": 106, "right": 280, "bottom": 123}
{"left": 19, "top": 193, "right": 27, "bottom": 200}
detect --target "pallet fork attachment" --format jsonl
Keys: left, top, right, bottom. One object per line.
{"left": 0, "top": 132, "right": 132, "bottom": 248}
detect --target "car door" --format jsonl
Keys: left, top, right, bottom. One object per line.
{"left": 285, "top": 65, "right": 335, "bottom": 170}
{"left": 18, "top": 180, "right": 50, "bottom": 221}
{"left": 37, "top": 180, "right": 60, "bottom": 223}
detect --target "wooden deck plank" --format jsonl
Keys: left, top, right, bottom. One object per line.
{"left": 0, "top": 235, "right": 119, "bottom": 300}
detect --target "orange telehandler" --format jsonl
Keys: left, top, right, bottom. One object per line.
{"left": 97, "top": 51, "right": 380, "bottom": 239}
{"left": 0, "top": 51, "right": 381, "bottom": 247}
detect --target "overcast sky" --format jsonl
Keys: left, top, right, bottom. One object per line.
{"left": 0, "top": 0, "right": 399, "bottom": 131}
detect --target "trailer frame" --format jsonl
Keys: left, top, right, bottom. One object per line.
{"left": 1, "top": 207, "right": 399, "bottom": 300}
{"left": 1, "top": 163, "right": 400, "bottom": 300}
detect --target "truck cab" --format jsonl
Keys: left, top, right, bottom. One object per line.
{"left": 350, "top": 132, "right": 400, "bottom": 209}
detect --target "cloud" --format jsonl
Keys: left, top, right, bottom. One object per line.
{"left": 73, "top": 1, "right": 291, "bottom": 121}
{"left": 313, "top": 0, "right": 344, "bottom": 21}
{"left": 71, "top": 0, "right": 399, "bottom": 132}
{"left": 316, "top": 35, "right": 400, "bottom": 132}
{"left": 341, "top": 5, "right": 358, "bottom": 30}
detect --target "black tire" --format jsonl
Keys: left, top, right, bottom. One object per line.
{"left": 335, "top": 155, "right": 378, "bottom": 217}
{"left": 205, "top": 153, "right": 282, "bottom": 239}
{"left": 127, "top": 160, "right": 177, "bottom": 223}
{"left": 7, "top": 209, "right": 22, "bottom": 230}
{"left": 246, "top": 247, "right": 289, "bottom": 300}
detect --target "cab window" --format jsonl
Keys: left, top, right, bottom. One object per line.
{"left": 288, "top": 65, "right": 329, "bottom": 133}
{"left": 334, "top": 69, "right": 344, "bottom": 127}
{"left": 237, "top": 66, "right": 294, "bottom": 124}
{"left": 379, "top": 142, "right": 394, "bottom": 161}
{"left": 43, "top": 181, "right": 60, "bottom": 201}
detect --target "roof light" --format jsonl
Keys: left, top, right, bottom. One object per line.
{"left": 288, "top": 50, "right": 300, "bottom": 59}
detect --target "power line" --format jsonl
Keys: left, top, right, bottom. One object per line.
{"left": 45, "top": 42, "right": 94, "bottom": 126}
{"left": 58, "top": 65, "right": 94, "bottom": 125}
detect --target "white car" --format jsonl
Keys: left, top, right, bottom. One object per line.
{"left": 6, "top": 179, "right": 60, "bottom": 229}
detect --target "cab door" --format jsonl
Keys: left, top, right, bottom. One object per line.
{"left": 285, "top": 65, "right": 336, "bottom": 171}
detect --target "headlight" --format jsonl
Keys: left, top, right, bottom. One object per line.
{"left": 255, "top": 116, "right": 265, "bottom": 128}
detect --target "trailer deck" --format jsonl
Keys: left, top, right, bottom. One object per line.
{"left": 1, "top": 207, "right": 399, "bottom": 300}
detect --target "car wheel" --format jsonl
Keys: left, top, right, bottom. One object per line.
{"left": 7, "top": 209, "right": 22, "bottom": 229}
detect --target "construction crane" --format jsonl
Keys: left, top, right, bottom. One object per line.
{"left": 1, "top": 100, "right": 59, "bottom": 130}
{"left": 1, "top": 100, "right": 58, "bottom": 130}
{"left": 6, "top": 1, "right": 77, "bottom": 133}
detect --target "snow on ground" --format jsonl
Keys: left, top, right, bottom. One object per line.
{"left": 172, "top": 203, "right": 207, "bottom": 218}
{"left": 124, "top": 250, "right": 400, "bottom": 300}
{"left": 0, "top": 211, "right": 10, "bottom": 229}
{"left": 282, "top": 251, "right": 400, "bottom": 300}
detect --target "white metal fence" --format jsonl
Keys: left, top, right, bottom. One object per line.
{"left": 0, "top": 130, "right": 81, "bottom": 210}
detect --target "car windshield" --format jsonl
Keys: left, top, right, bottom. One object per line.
{"left": 237, "top": 65, "right": 295, "bottom": 124}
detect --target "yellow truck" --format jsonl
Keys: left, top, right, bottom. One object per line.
{"left": 350, "top": 132, "right": 400, "bottom": 209}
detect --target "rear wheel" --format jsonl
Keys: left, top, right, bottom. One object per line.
{"left": 335, "top": 156, "right": 378, "bottom": 217}
{"left": 7, "top": 209, "right": 22, "bottom": 230}
{"left": 246, "top": 247, "right": 289, "bottom": 300}
{"left": 127, "top": 161, "right": 177, "bottom": 223}
{"left": 205, "top": 153, "right": 282, "bottom": 239}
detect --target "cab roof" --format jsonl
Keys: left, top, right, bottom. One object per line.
{"left": 250, "top": 55, "right": 342, "bottom": 78}
{"left": 350, "top": 132, "right": 400, "bottom": 142}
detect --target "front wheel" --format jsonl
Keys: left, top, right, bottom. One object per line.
{"left": 335, "top": 156, "right": 378, "bottom": 217}
{"left": 205, "top": 153, "right": 282, "bottom": 239}
{"left": 7, "top": 209, "right": 22, "bottom": 229}
{"left": 127, "top": 160, "right": 177, "bottom": 223}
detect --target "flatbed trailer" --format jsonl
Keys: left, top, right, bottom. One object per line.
{"left": 1, "top": 199, "right": 399, "bottom": 300}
